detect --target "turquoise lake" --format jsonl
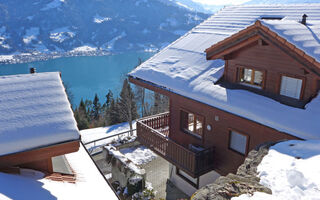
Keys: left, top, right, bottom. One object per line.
{"left": 0, "top": 52, "right": 154, "bottom": 106}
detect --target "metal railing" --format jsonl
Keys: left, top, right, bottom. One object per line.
{"left": 84, "top": 129, "right": 136, "bottom": 155}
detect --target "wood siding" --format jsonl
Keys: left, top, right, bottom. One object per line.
{"left": 130, "top": 78, "right": 299, "bottom": 176}
{"left": 225, "top": 41, "right": 320, "bottom": 104}
{"left": 169, "top": 91, "right": 298, "bottom": 175}
{"left": 0, "top": 140, "right": 80, "bottom": 173}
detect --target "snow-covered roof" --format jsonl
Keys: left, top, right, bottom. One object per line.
{"left": 0, "top": 72, "right": 80, "bottom": 156}
{"left": 0, "top": 144, "right": 118, "bottom": 200}
{"left": 261, "top": 19, "right": 320, "bottom": 63}
{"left": 129, "top": 4, "right": 320, "bottom": 140}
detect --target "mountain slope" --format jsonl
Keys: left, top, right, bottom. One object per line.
{"left": 0, "top": 0, "right": 208, "bottom": 55}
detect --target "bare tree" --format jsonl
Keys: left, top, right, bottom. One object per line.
{"left": 118, "top": 79, "right": 138, "bottom": 135}
{"left": 135, "top": 85, "right": 146, "bottom": 117}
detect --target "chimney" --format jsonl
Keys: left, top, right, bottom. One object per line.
{"left": 30, "top": 68, "right": 36, "bottom": 74}
{"left": 301, "top": 14, "right": 308, "bottom": 25}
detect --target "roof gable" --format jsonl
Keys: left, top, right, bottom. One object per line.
{"left": 205, "top": 20, "right": 320, "bottom": 75}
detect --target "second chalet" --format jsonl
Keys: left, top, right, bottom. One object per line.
{"left": 128, "top": 4, "right": 320, "bottom": 196}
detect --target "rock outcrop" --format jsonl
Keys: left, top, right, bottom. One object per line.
{"left": 192, "top": 144, "right": 274, "bottom": 200}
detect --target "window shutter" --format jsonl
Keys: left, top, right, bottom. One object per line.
{"left": 280, "top": 76, "right": 302, "bottom": 99}
{"left": 229, "top": 131, "right": 247, "bottom": 154}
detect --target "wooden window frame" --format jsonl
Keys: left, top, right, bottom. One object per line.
{"left": 176, "top": 167, "right": 199, "bottom": 188}
{"left": 278, "top": 73, "right": 306, "bottom": 100}
{"left": 237, "top": 66, "right": 266, "bottom": 89}
{"left": 228, "top": 128, "right": 250, "bottom": 156}
{"left": 180, "top": 108, "right": 205, "bottom": 140}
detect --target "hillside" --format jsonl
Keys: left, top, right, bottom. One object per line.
{"left": 0, "top": 0, "right": 208, "bottom": 57}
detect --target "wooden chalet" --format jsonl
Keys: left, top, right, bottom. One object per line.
{"left": 128, "top": 4, "right": 320, "bottom": 195}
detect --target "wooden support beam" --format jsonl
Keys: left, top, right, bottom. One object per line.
{"left": 0, "top": 140, "right": 80, "bottom": 170}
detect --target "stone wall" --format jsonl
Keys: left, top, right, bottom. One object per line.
{"left": 192, "top": 144, "right": 274, "bottom": 200}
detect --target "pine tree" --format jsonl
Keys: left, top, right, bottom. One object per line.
{"left": 105, "top": 90, "right": 120, "bottom": 125}
{"left": 74, "top": 99, "right": 90, "bottom": 130}
{"left": 92, "top": 93, "right": 101, "bottom": 121}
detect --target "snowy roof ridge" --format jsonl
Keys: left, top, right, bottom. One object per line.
{"left": 205, "top": 19, "right": 320, "bottom": 67}
{"left": 0, "top": 72, "right": 80, "bottom": 156}
{"left": 261, "top": 19, "right": 320, "bottom": 63}
{"left": 129, "top": 4, "right": 320, "bottom": 140}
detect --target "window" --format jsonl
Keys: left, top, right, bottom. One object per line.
{"left": 239, "top": 68, "right": 264, "bottom": 88}
{"left": 229, "top": 130, "right": 248, "bottom": 155}
{"left": 180, "top": 110, "right": 204, "bottom": 138}
{"left": 280, "top": 76, "right": 303, "bottom": 99}
{"left": 176, "top": 168, "right": 199, "bottom": 188}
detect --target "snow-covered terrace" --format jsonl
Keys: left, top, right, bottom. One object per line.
{"left": 129, "top": 4, "right": 320, "bottom": 140}
{"left": 0, "top": 144, "right": 118, "bottom": 200}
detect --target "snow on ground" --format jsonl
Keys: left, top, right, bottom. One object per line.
{"left": 50, "top": 27, "right": 75, "bottom": 43}
{"left": 93, "top": 14, "right": 112, "bottom": 23}
{"left": 80, "top": 121, "right": 136, "bottom": 153}
{"left": 80, "top": 121, "right": 137, "bottom": 144}
{"left": 233, "top": 140, "right": 320, "bottom": 200}
{"left": 106, "top": 145, "right": 145, "bottom": 175}
{"left": 120, "top": 146, "right": 157, "bottom": 165}
{"left": 102, "top": 31, "right": 127, "bottom": 51}
{"left": 0, "top": 145, "right": 118, "bottom": 200}
{"left": 23, "top": 27, "right": 39, "bottom": 44}
{"left": 41, "top": 0, "right": 65, "bottom": 11}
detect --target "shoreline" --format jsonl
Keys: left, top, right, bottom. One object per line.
{"left": 0, "top": 50, "right": 113, "bottom": 65}
{"left": 0, "top": 48, "right": 158, "bottom": 65}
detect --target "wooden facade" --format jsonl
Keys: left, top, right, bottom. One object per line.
{"left": 131, "top": 77, "right": 298, "bottom": 176}
{"left": 0, "top": 140, "right": 80, "bottom": 173}
{"left": 206, "top": 21, "right": 320, "bottom": 108}
{"left": 130, "top": 20, "right": 320, "bottom": 177}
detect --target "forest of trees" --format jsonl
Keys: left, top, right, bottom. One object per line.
{"left": 72, "top": 78, "right": 169, "bottom": 130}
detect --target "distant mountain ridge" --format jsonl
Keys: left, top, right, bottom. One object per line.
{"left": 0, "top": 0, "right": 208, "bottom": 57}
{"left": 173, "top": 0, "right": 320, "bottom": 13}
{"left": 245, "top": 0, "right": 320, "bottom": 4}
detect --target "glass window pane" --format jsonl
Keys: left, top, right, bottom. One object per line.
{"left": 230, "top": 131, "right": 247, "bottom": 154}
{"left": 243, "top": 68, "right": 252, "bottom": 82}
{"left": 195, "top": 118, "right": 203, "bottom": 135}
{"left": 180, "top": 110, "right": 203, "bottom": 137}
{"left": 254, "top": 70, "right": 263, "bottom": 85}
{"left": 188, "top": 113, "right": 194, "bottom": 132}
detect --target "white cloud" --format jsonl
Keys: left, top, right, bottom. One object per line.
{"left": 191, "top": 0, "right": 251, "bottom": 5}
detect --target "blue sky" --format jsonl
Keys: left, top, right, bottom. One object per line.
{"left": 192, "top": 0, "right": 251, "bottom": 5}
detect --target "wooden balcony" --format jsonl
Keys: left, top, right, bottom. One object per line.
{"left": 137, "top": 112, "right": 215, "bottom": 178}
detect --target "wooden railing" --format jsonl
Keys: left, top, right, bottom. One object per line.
{"left": 137, "top": 112, "right": 214, "bottom": 178}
